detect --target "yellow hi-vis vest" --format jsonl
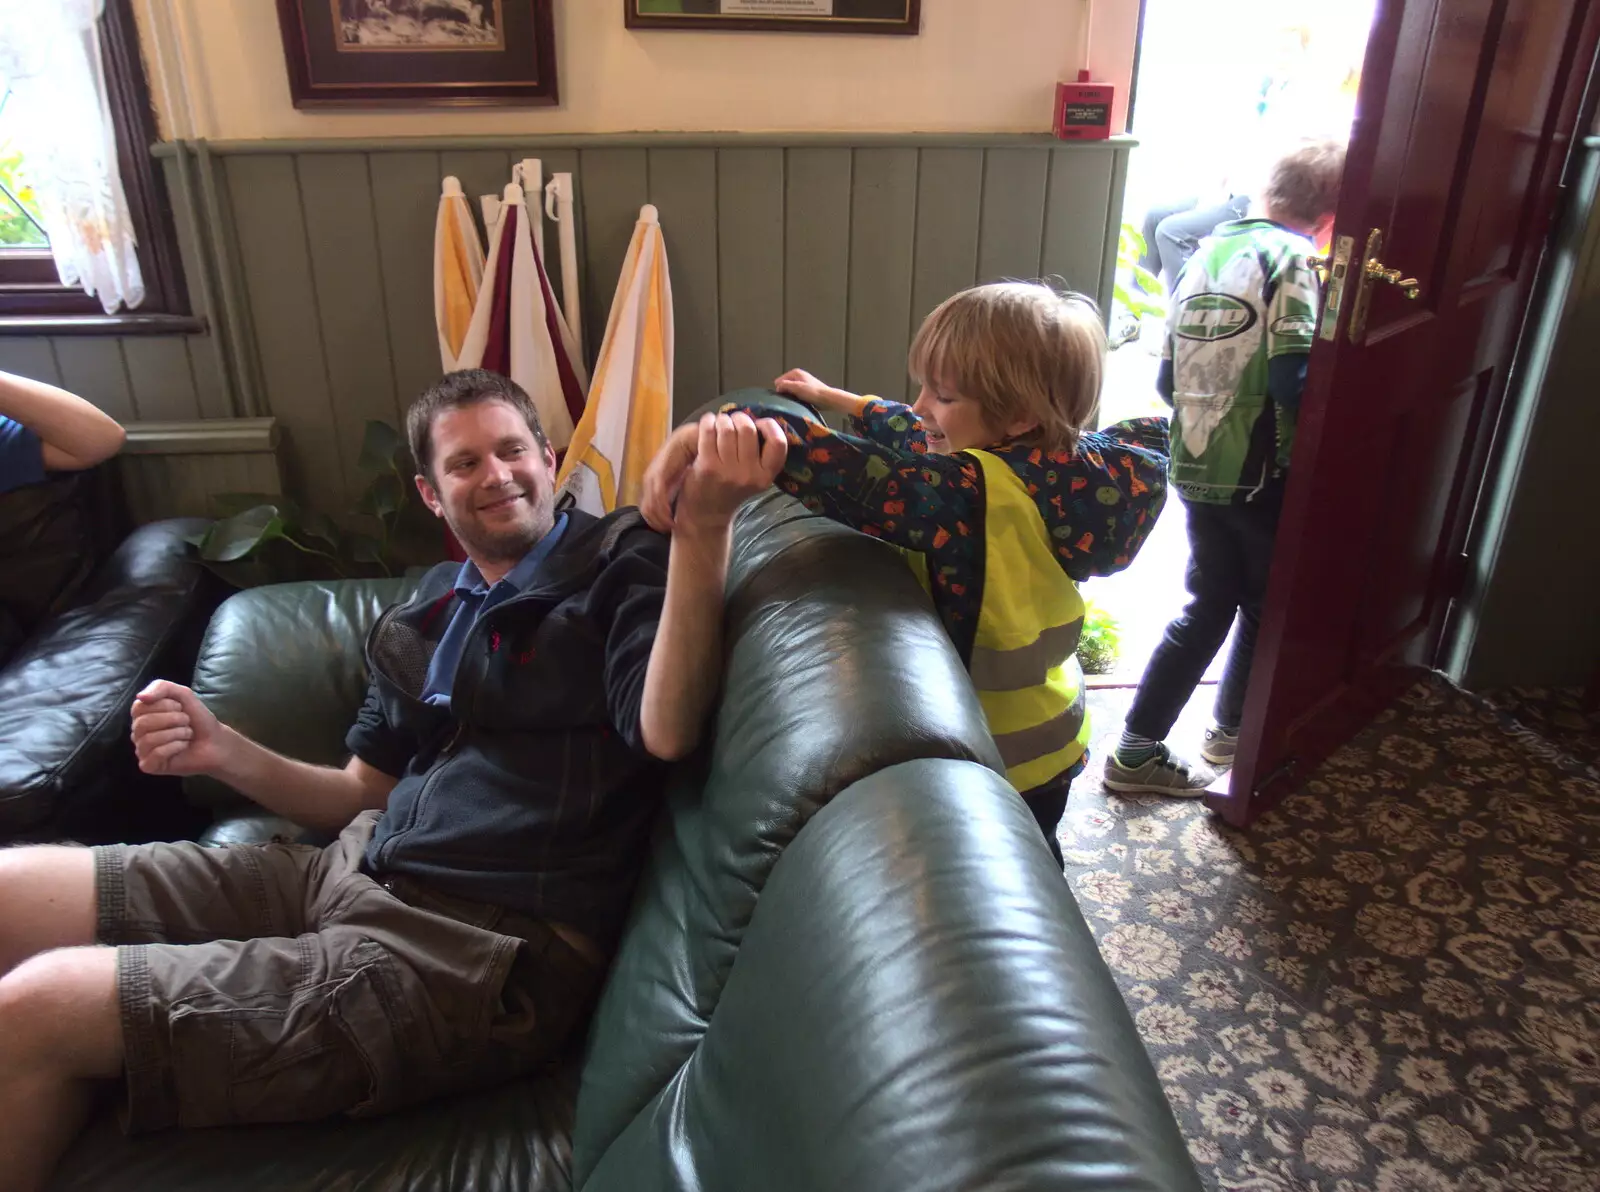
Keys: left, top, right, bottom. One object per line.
{"left": 909, "top": 449, "right": 1090, "bottom": 792}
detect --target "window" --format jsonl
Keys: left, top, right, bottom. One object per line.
{"left": 0, "top": 0, "right": 192, "bottom": 327}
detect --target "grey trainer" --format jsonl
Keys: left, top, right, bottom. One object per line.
{"left": 1200, "top": 725, "right": 1239, "bottom": 767}
{"left": 1103, "top": 745, "right": 1217, "bottom": 797}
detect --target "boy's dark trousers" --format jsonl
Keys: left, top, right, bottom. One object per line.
{"left": 1124, "top": 481, "right": 1285, "bottom": 744}
{"left": 1022, "top": 773, "right": 1074, "bottom": 870}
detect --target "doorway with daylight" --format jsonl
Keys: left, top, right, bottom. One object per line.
{"left": 1087, "top": 0, "right": 1376, "bottom": 693}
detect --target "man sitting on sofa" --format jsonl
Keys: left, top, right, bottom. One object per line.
{"left": 0, "top": 368, "right": 789, "bottom": 1191}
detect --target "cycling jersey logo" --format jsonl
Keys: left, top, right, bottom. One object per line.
{"left": 1271, "top": 313, "right": 1317, "bottom": 337}
{"left": 1174, "top": 294, "right": 1258, "bottom": 341}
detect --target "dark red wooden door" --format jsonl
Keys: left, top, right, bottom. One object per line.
{"left": 1215, "top": 0, "right": 1600, "bottom": 825}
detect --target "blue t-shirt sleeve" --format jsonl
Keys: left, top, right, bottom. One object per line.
{"left": 0, "top": 416, "right": 45, "bottom": 494}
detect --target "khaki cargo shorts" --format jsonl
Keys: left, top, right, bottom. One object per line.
{"left": 92, "top": 811, "right": 604, "bottom": 1133}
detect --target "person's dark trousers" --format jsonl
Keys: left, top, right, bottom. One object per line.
{"left": 1141, "top": 197, "right": 1197, "bottom": 275}
{"left": 1124, "top": 483, "right": 1285, "bottom": 745}
{"left": 1022, "top": 771, "right": 1074, "bottom": 870}
{"left": 1153, "top": 195, "right": 1252, "bottom": 288}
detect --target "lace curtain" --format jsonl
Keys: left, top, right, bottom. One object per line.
{"left": 0, "top": 0, "right": 144, "bottom": 313}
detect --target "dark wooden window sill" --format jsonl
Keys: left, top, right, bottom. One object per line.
{"left": 0, "top": 313, "right": 207, "bottom": 336}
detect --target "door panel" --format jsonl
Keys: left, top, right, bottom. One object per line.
{"left": 1215, "top": 0, "right": 1600, "bottom": 824}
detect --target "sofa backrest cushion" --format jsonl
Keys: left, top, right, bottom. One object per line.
{"left": 572, "top": 491, "right": 1004, "bottom": 1176}
{"left": 187, "top": 576, "right": 416, "bottom": 808}
{"left": 0, "top": 518, "right": 212, "bottom": 834}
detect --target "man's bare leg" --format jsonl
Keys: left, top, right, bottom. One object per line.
{"left": 0, "top": 847, "right": 97, "bottom": 975}
{"left": 0, "top": 946, "right": 121, "bottom": 1192}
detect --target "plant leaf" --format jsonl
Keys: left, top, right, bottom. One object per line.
{"left": 349, "top": 533, "right": 385, "bottom": 565}
{"left": 358, "top": 471, "right": 406, "bottom": 519}
{"left": 358, "top": 420, "right": 403, "bottom": 474}
{"left": 300, "top": 510, "right": 343, "bottom": 550}
{"left": 210, "top": 491, "right": 296, "bottom": 519}
{"left": 199, "top": 505, "right": 286, "bottom": 563}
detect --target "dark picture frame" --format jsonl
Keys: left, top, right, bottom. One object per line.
{"left": 624, "top": 0, "right": 919, "bottom": 36}
{"left": 276, "top": 0, "right": 558, "bottom": 109}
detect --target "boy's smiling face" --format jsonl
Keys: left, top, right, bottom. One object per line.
{"left": 911, "top": 377, "right": 1037, "bottom": 454}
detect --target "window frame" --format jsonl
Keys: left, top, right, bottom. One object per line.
{"left": 0, "top": 0, "right": 198, "bottom": 332}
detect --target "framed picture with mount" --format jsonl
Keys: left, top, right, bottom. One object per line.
{"left": 276, "top": 1, "right": 558, "bottom": 108}
{"left": 624, "top": 0, "right": 919, "bottom": 35}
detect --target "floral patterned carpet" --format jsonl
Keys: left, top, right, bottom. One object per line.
{"left": 1067, "top": 678, "right": 1600, "bottom": 1191}
{"left": 1481, "top": 687, "right": 1600, "bottom": 776}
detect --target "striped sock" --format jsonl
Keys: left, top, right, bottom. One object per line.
{"left": 1115, "top": 731, "right": 1163, "bottom": 768}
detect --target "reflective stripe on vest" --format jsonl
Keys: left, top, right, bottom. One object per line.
{"left": 969, "top": 450, "right": 1089, "bottom": 793}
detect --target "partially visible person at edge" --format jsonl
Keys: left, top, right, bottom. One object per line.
{"left": 0, "top": 369, "right": 125, "bottom": 492}
{"left": 642, "top": 281, "right": 1169, "bottom": 869}
{"left": 0, "top": 368, "right": 127, "bottom": 663}
{"left": 0, "top": 368, "right": 789, "bottom": 1192}
{"left": 1105, "top": 139, "right": 1346, "bottom": 798}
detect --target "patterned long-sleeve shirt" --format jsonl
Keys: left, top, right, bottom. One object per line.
{"left": 730, "top": 397, "right": 1169, "bottom": 666}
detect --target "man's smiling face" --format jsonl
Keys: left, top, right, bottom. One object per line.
{"left": 416, "top": 398, "right": 558, "bottom": 577}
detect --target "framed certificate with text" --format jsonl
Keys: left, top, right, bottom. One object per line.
{"left": 623, "top": 0, "right": 919, "bottom": 36}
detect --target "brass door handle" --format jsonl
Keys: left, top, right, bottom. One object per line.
{"left": 1305, "top": 253, "right": 1330, "bottom": 282}
{"left": 1348, "top": 228, "right": 1420, "bottom": 343}
{"left": 1363, "top": 258, "right": 1421, "bottom": 299}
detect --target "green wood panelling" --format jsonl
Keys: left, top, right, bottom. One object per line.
{"left": 225, "top": 154, "right": 344, "bottom": 516}
{"left": 717, "top": 148, "right": 785, "bottom": 391}
{"left": 86, "top": 139, "right": 1122, "bottom": 516}
{"left": 298, "top": 153, "right": 403, "bottom": 507}
{"left": 908, "top": 148, "right": 985, "bottom": 398}
{"left": 54, "top": 337, "right": 136, "bottom": 422}
{"left": 846, "top": 148, "right": 918, "bottom": 402}
{"left": 187, "top": 335, "right": 229, "bottom": 420}
{"left": 1041, "top": 147, "right": 1113, "bottom": 299}
{"left": 783, "top": 148, "right": 852, "bottom": 391}
{"left": 120, "top": 450, "right": 282, "bottom": 523}
{"left": 648, "top": 149, "right": 719, "bottom": 418}
{"left": 121, "top": 337, "right": 199, "bottom": 421}
{"left": 578, "top": 149, "right": 650, "bottom": 362}
{"left": 439, "top": 150, "right": 513, "bottom": 239}
{"left": 977, "top": 148, "right": 1048, "bottom": 286}
{"left": 370, "top": 151, "right": 445, "bottom": 411}
{"left": 0, "top": 338, "right": 61, "bottom": 386}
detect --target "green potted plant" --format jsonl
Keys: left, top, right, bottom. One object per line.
{"left": 1077, "top": 600, "right": 1123, "bottom": 676}
{"left": 187, "top": 420, "right": 443, "bottom": 589}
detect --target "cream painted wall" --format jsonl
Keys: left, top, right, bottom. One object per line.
{"left": 134, "top": 0, "right": 1142, "bottom": 141}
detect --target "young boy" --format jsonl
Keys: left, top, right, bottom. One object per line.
{"left": 642, "top": 282, "right": 1169, "bottom": 867}
{"left": 1104, "top": 138, "right": 1346, "bottom": 796}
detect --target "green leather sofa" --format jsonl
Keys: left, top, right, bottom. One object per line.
{"left": 52, "top": 490, "right": 1201, "bottom": 1192}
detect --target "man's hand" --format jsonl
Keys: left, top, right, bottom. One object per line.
{"left": 774, "top": 369, "right": 869, "bottom": 417}
{"left": 640, "top": 421, "right": 702, "bottom": 532}
{"left": 672, "top": 412, "right": 788, "bottom": 536}
{"left": 131, "top": 680, "right": 230, "bottom": 777}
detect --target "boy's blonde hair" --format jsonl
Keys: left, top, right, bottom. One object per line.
{"left": 1261, "top": 139, "right": 1346, "bottom": 230}
{"left": 908, "top": 281, "right": 1105, "bottom": 454}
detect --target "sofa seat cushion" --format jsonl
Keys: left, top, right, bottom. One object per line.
{"left": 52, "top": 1066, "right": 580, "bottom": 1192}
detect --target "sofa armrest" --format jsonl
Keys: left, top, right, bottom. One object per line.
{"left": 0, "top": 519, "right": 220, "bottom": 837}
{"left": 581, "top": 759, "right": 1202, "bottom": 1191}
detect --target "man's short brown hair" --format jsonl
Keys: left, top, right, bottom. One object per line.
{"left": 407, "top": 368, "right": 548, "bottom": 481}
{"left": 1261, "top": 139, "right": 1347, "bottom": 229}
{"left": 908, "top": 281, "right": 1105, "bottom": 455}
